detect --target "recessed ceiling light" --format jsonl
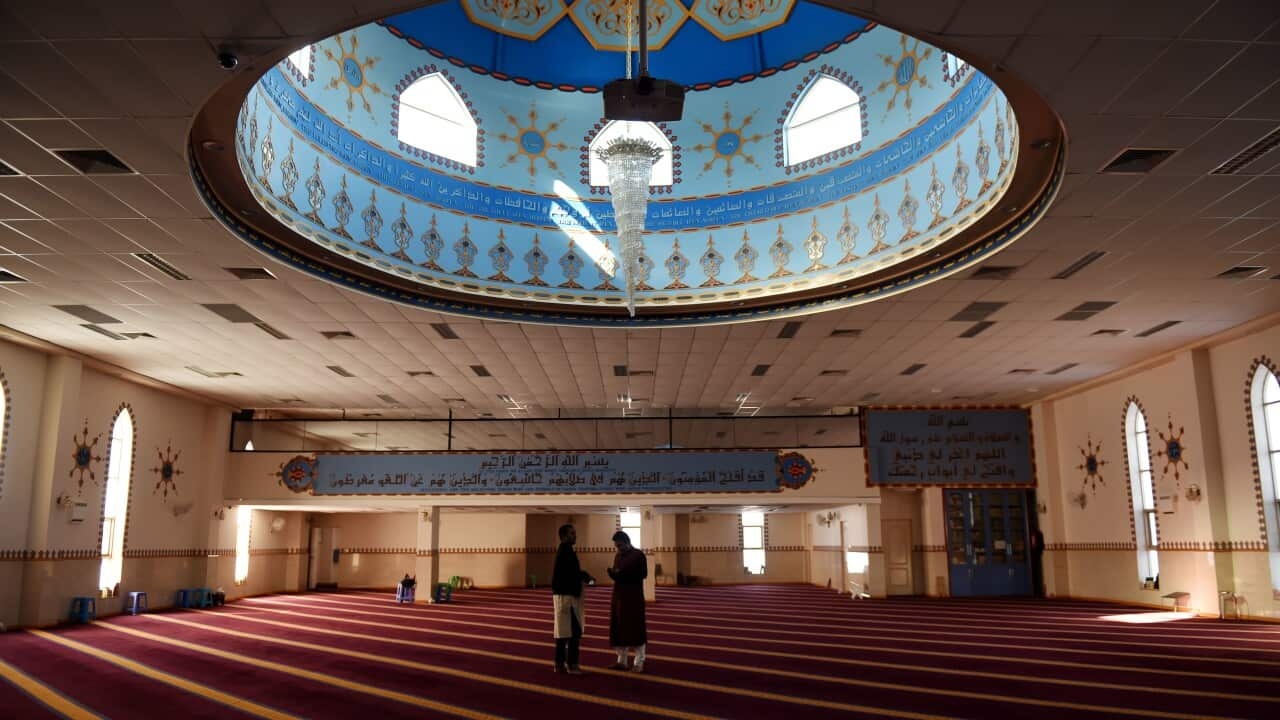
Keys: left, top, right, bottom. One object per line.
{"left": 471, "top": 365, "right": 491, "bottom": 377}
{"left": 1135, "top": 321, "right": 1181, "bottom": 338}
{"left": 55, "top": 305, "right": 121, "bottom": 324}
{"left": 202, "top": 303, "right": 261, "bottom": 323}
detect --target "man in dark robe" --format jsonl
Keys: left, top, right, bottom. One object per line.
{"left": 551, "top": 524, "right": 593, "bottom": 674}
{"left": 606, "top": 530, "right": 648, "bottom": 672}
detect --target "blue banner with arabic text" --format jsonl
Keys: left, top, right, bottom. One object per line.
{"left": 312, "top": 451, "right": 783, "bottom": 495}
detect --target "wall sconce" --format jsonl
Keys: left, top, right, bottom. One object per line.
{"left": 817, "top": 511, "right": 837, "bottom": 527}
{"left": 213, "top": 505, "right": 229, "bottom": 521}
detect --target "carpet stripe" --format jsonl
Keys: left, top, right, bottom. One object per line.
{"left": 247, "top": 596, "right": 1280, "bottom": 686}
{"left": 87, "top": 621, "right": 511, "bottom": 720}
{"left": 29, "top": 629, "right": 299, "bottom": 720}
{"left": 292, "top": 594, "right": 1280, "bottom": 669}
{"left": 0, "top": 657, "right": 101, "bottom": 720}
{"left": 134, "top": 614, "right": 718, "bottom": 720}
{"left": 216, "top": 599, "right": 1247, "bottom": 718}
{"left": 159, "top": 609, "right": 954, "bottom": 720}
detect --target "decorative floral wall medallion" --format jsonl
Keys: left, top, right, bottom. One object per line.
{"left": 453, "top": 223, "right": 479, "bottom": 277}
{"left": 836, "top": 205, "right": 859, "bottom": 263}
{"left": 1155, "top": 416, "right": 1190, "bottom": 489}
{"left": 276, "top": 455, "right": 317, "bottom": 493}
{"left": 733, "top": 229, "right": 758, "bottom": 283}
{"left": 69, "top": 419, "right": 103, "bottom": 495}
{"left": 803, "top": 217, "right": 828, "bottom": 272}
{"left": 776, "top": 451, "right": 818, "bottom": 489}
{"left": 390, "top": 203, "right": 414, "bottom": 261}
{"left": 304, "top": 158, "right": 326, "bottom": 224}
{"left": 1076, "top": 435, "right": 1107, "bottom": 495}
{"left": 360, "top": 189, "right": 384, "bottom": 250}
{"left": 150, "top": 442, "right": 184, "bottom": 501}
{"left": 331, "top": 175, "right": 354, "bottom": 239}
{"left": 524, "top": 234, "right": 549, "bottom": 286}
{"left": 420, "top": 214, "right": 444, "bottom": 271}
{"left": 487, "top": 228, "right": 514, "bottom": 282}
{"left": 767, "top": 224, "right": 793, "bottom": 278}
{"left": 699, "top": 235, "right": 725, "bottom": 287}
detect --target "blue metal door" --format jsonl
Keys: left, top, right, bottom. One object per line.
{"left": 945, "top": 489, "right": 1032, "bottom": 596}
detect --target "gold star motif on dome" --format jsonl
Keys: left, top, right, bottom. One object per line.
{"left": 496, "top": 104, "right": 569, "bottom": 183}
{"left": 875, "top": 33, "right": 932, "bottom": 121}
{"left": 692, "top": 105, "right": 763, "bottom": 182}
{"left": 322, "top": 33, "right": 383, "bottom": 120}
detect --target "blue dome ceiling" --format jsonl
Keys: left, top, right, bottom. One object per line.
{"left": 381, "top": 0, "right": 874, "bottom": 91}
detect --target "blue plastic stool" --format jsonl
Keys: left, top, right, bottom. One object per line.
{"left": 126, "top": 591, "right": 147, "bottom": 615}
{"left": 191, "top": 588, "right": 212, "bottom": 608}
{"left": 175, "top": 588, "right": 191, "bottom": 608}
{"left": 395, "top": 585, "right": 416, "bottom": 603}
{"left": 70, "top": 597, "right": 96, "bottom": 624}
{"left": 433, "top": 583, "right": 452, "bottom": 603}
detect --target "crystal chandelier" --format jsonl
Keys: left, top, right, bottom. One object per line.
{"left": 597, "top": 137, "right": 663, "bottom": 316}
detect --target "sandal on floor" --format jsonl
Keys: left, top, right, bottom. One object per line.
{"left": 630, "top": 663, "right": 644, "bottom": 673}
{"left": 608, "top": 662, "right": 628, "bottom": 670}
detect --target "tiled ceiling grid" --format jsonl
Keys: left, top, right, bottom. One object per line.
{"left": 0, "top": 0, "right": 1278, "bottom": 415}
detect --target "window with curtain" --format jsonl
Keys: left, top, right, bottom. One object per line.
{"left": 742, "top": 510, "right": 766, "bottom": 574}
{"left": 397, "top": 73, "right": 478, "bottom": 167}
{"left": 99, "top": 408, "right": 135, "bottom": 595}
{"left": 784, "top": 75, "right": 863, "bottom": 167}
{"left": 1125, "top": 402, "right": 1159, "bottom": 584}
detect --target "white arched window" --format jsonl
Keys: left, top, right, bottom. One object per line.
{"left": 397, "top": 73, "right": 477, "bottom": 167}
{"left": 784, "top": 75, "right": 862, "bottom": 167}
{"left": 285, "top": 45, "right": 312, "bottom": 76}
{"left": 99, "top": 408, "right": 135, "bottom": 594}
{"left": 589, "top": 121, "right": 673, "bottom": 187}
{"left": 1250, "top": 366, "right": 1280, "bottom": 586}
{"left": 1124, "top": 402, "right": 1159, "bottom": 585}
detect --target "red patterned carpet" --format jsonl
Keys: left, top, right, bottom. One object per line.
{"left": 1, "top": 585, "right": 1278, "bottom": 719}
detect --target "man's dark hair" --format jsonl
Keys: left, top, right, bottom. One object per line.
{"left": 612, "top": 530, "right": 630, "bottom": 544}
{"left": 558, "top": 523, "right": 574, "bottom": 540}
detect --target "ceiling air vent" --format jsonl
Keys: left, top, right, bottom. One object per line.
{"left": 1056, "top": 301, "right": 1116, "bottom": 321}
{"left": 901, "top": 363, "right": 927, "bottom": 375}
{"left": 407, "top": 370, "right": 434, "bottom": 377}
{"left": 778, "top": 321, "right": 803, "bottom": 339}
{"left": 1008, "top": 368, "right": 1036, "bottom": 375}
{"left": 224, "top": 267, "right": 276, "bottom": 280}
{"left": 443, "top": 398, "right": 467, "bottom": 404}
{"left": 0, "top": 268, "right": 28, "bottom": 283}
{"left": 202, "top": 303, "right": 261, "bottom": 323}
{"left": 628, "top": 369, "right": 653, "bottom": 376}
{"left": 471, "top": 365, "right": 491, "bottom": 377}
{"left": 132, "top": 253, "right": 190, "bottom": 281}
{"left": 819, "top": 369, "right": 849, "bottom": 376}
{"left": 376, "top": 394, "right": 400, "bottom": 405}
{"left": 55, "top": 305, "right": 121, "bottom": 324}
{"left": 121, "top": 331, "right": 155, "bottom": 339}
{"left": 959, "top": 321, "right": 995, "bottom": 338}
{"left": 829, "top": 328, "right": 862, "bottom": 337}
{"left": 1052, "top": 251, "right": 1106, "bottom": 279}
{"left": 82, "top": 324, "right": 127, "bottom": 340}
{"left": 0, "top": 160, "right": 17, "bottom": 176}
{"left": 791, "top": 396, "right": 814, "bottom": 402}
{"left": 1212, "top": 126, "right": 1280, "bottom": 175}
{"left": 1047, "top": 363, "right": 1079, "bottom": 375}
{"left": 256, "top": 322, "right": 291, "bottom": 340}
{"left": 321, "top": 330, "right": 357, "bottom": 340}
{"left": 613, "top": 365, "right": 628, "bottom": 376}
{"left": 187, "top": 366, "right": 241, "bottom": 378}
{"left": 950, "top": 301, "right": 1006, "bottom": 322}
{"left": 860, "top": 392, "right": 881, "bottom": 402}
{"left": 326, "top": 365, "right": 355, "bottom": 378}
{"left": 534, "top": 432, "right": 547, "bottom": 440}
{"left": 54, "top": 149, "right": 133, "bottom": 174}
{"left": 1101, "top": 148, "right": 1176, "bottom": 174}
{"left": 751, "top": 364, "right": 770, "bottom": 376}
{"left": 1216, "top": 265, "right": 1267, "bottom": 278}
{"left": 1135, "top": 321, "right": 1181, "bottom": 338}
{"left": 1092, "top": 328, "right": 1125, "bottom": 336}
{"left": 970, "top": 265, "right": 1019, "bottom": 280}
{"left": 431, "top": 323, "right": 459, "bottom": 339}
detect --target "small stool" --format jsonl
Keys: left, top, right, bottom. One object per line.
{"left": 1162, "top": 591, "right": 1191, "bottom": 612}
{"left": 433, "top": 583, "right": 452, "bottom": 603}
{"left": 175, "top": 588, "right": 191, "bottom": 608}
{"left": 70, "top": 597, "right": 96, "bottom": 624}
{"left": 395, "top": 585, "right": 416, "bottom": 603}
{"left": 126, "top": 591, "right": 147, "bottom": 615}
{"left": 191, "top": 588, "right": 212, "bottom": 608}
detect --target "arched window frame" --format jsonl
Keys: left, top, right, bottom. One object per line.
{"left": 99, "top": 404, "right": 136, "bottom": 596}
{"left": 941, "top": 51, "right": 970, "bottom": 86}
{"left": 392, "top": 66, "right": 482, "bottom": 172}
{"left": 780, "top": 69, "right": 866, "bottom": 171}
{"left": 1124, "top": 399, "right": 1159, "bottom": 585}
{"left": 585, "top": 120, "right": 677, "bottom": 192}
{"left": 283, "top": 44, "right": 314, "bottom": 85}
{"left": 0, "top": 369, "right": 8, "bottom": 501}
{"left": 1247, "top": 359, "right": 1280, "bottom": 588}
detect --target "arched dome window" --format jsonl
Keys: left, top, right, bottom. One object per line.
{"left": 397, "top": 73, "right": 478, "bottom": 167}
{"left": 784, "top": 74, "right": 863, "bottom": 167}
{"left": 943, "top": 52, "right": 969, "bottom": 83}
{"left": 1124, "top": 401, "right": 1159, "bottom": 585}
{"left": 286, "top": 45, "right": 312, "bottom": 76}
{"left": 588, "top": 121, "right": 673, "bottom": 187}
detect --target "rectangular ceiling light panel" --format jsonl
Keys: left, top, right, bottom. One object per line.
{"left": 55, "top": 304, "right": 122, "bottom": 324}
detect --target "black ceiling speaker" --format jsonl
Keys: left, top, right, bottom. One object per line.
{"left": 602, "top": 0, "right": 685, "bottom": 122}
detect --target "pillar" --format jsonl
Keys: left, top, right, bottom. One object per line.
{"left": 415, "top": 506, "right": 440, "bottom": 601}
{"left": 640, "top": 506, "right": 657, "bottom": 601}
